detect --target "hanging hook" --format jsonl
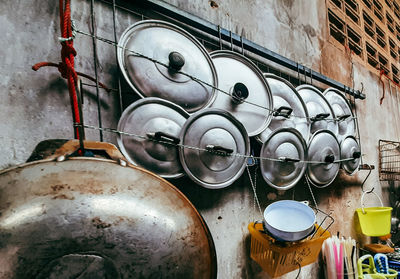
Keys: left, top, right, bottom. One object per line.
{"left": 361, "top": 164, "right": 373, "bottom": 193}
{"left": 297, "top": 62, "right": 300, "bottom": 85}
{"left": 240, "top": 35, "right": 244, "bottom": 55}
{"left": 218, "top": 25, "right": 222, "bottom": 50}
{"left": 229, "top": 30, "right": 233, "bottom": 51}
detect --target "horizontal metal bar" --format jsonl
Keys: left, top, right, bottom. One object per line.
{"left": 131, "top": 0, "right": 365, "bottom": 99}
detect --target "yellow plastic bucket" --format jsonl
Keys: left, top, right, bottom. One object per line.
{"left": 356, "top": 191, "right": 392, "bottom": 237}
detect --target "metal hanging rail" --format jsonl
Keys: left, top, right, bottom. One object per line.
{"left": 127, "top": 0, "right": 365, "bottom": 99}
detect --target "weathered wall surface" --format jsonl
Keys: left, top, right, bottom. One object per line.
{"left": 1, "top": 0, "right": 398, "bottom": 278}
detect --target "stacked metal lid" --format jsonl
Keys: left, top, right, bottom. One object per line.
{"left": 116, "top": 19, "right": 361, "bottom": 190}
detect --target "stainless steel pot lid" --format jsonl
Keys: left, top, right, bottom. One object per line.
{"left": 296, "top": 85, "right": 338, "bottom": 137}
{"left": 209, "top": 50, "right": 273, "bottom": 136}
{"left": 117, "top": 97, "right": 189, "bottom": 178}
{"left": 260, "top": 128, "right": 307, "bottom": 190}
{"left": 340, "top": 135, "right": 361, "bottom": 175}
{"left": 179, "top": 108, "right": 250, "bottom": 188}
{"left": 307, "top": 129, "right": 340, "bottom": 187}
{"left": 117, "top": 20, "right": 218, "bottom": 113}
{"left": 323, "top": 88, "right": 356, "bottom": 143}
{"left": 256, "top": 74, "right": 309, "bottom": 143}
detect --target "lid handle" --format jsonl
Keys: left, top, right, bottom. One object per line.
{"left": 324, "top": 154, "right": 335, "bottom": 163}
{"left": 231, "top": 82, "right": 249, "bottom": 104}
{"left": 353, "top": 151, "right": 361, "bottom": 159}
{"left": 337, "top": 114, "right": 351, "bottom": 121}
{"left": 310, "top": 113, "right": 330, "bottom": 122}
{"left": 278, "top": 156, "right": 300, "bottom": 162}
{"left": 168, "top": 51, "right": 185, "bottom": 71}
{"left": 205, "top": 144, "right": 234, "bottom": 155}
{"left": 273, "top": 106, "right": 293, "bottom": 118}
{"left": 146, "top": 131, "right": 180, "bottom": 144}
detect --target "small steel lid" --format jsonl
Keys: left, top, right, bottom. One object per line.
{"left": 307, "top": 130, "right": 340, "bottom": 187}
{"left": 323, "top": 88, "right": 355, "bottom": 143}
{"left": 117, "top": 20, "right": 218, "bottom": 113}
{"left": 260, "top": 128, "right": 307, "bottom": 190}
{"left": 179, "top": 108, "right": 250, "bottom": 189}
{"left": 117, "top": 97, "right": 189, "bottom": 178}
{"left": 296, "top": 85, "right": 338, "bottom": 138}
{"left": 209, "top": 50, "right": 273, "bottom": 136}
{"left": 340, "top": 135, "right": 361, "bottom": 175}
{"left": 256, "top": 74, "right": 309, "bottom": 143}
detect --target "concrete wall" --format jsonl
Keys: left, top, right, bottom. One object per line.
{"left": 1, "top": 0, "right": 399, "bottom": 278}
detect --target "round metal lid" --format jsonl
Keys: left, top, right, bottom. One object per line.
{"left": 307, "top": 130, "right": 340, "bottom": 187}
{"left": 117, "top": 97, "right": 189, "bottom": 178}
{"left": 179, "top": 108, "right": 250, "bottom": 189}
{"left": 323, "top": 88, "right": 355, "bottom": 143}
{"left": 340, "top": 135, "right": 361, "bottom": 175}
{"left": 296, "top": 85, "right": 338, "bottom": 138}
{"left": 256, "top": 74, "right": 309, "bottom": 143}
{"left": 209, "top": 50, "right": 273, "bottom": 136}
{"left": 117, "top": 20, "right": 218, "bottom": 113}
{"left": 260, "top": 128, "right": 307, "bottom": 190}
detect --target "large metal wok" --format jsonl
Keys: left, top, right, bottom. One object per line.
{"left": 0, "top": 141, "right": 217, "bottom": 279}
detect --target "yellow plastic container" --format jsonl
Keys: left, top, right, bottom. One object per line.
{"left": 356, "top": 191, "right": 392, "bottom": 237}
{"left": 356, "top": 207, "right": 392, "bottom": 236}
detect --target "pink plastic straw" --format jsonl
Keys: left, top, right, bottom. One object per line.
{"left": 333, "top": 242, "right": 339, "bottom": 279}
{"left": 339, "top": 243, "right": 343, "bottom": 279}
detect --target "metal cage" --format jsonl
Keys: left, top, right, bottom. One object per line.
{"left": 379, "top": 139, "right": 400, "bottom": 181}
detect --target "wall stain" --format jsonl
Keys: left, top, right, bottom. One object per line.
{"left": 209, "top": 0, "right": 219, "bottom": 8}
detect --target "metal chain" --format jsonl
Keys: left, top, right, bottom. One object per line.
{"left": 74, "top": 28, "right": 353, "bottom": 122}
{"left": 306, "top": 176, "right": 319, "bottom": 211}
{"left": 246, "top": 165, "right": 263, "bottom": 219}
{"left": 78, "top": 123, "right": 361, "bottom": 164}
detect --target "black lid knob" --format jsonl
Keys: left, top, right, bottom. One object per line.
{"left": 168, "top": 51, "right": 185, "bottom": 70}
{"left": 232, "top": 82, "right": 249, "bottom": 103}
{"left": 324, "top": 154, "right": 335, "bottom": 163}
{"left": 353, "top": 151, "right": 361, "bottom": 159}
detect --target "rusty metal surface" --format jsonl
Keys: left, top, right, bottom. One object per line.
{"left": 0, "top": 157, "right": 216, "bottom": 279}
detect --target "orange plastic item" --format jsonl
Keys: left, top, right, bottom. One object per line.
{"left": 248, "top": 222, "right": 330, "bottom": 278}
{"left": 364, "top": 244, "right": 394, "bottom": 254}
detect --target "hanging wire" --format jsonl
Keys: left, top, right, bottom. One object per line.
{"left": 74, "top": 28, "right": 345, "bottom": 122}
{"left": 76, "top": 122, "right": 362, "bottom": 165}
{"left": 306, "top": 176, "right": 319, "bottom": 211}
{"left": 246, "top": 165, "right": 263, "bottom": 219}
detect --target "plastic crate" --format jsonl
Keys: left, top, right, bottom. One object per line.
{"left": 248, "top": 222, "right": 330, "bottom": 278}
{"left": 389, "top": 260, "right": 400, "bottom": 272}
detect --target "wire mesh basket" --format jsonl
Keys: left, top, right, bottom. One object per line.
{"left": 379, "top": 140, "right": 400, "bottom": 181}
{"left": 248, "top": 222, "right": 331, "bottom": 278}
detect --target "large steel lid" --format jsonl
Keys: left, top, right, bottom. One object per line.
{"left": 0, "top": 158, "right": 216, "bottom": 278}
{"left": 260, "top": 128, "right": 307, "bottom": 190}
{"left": 296, "top": 85, "right": 338, "bottom": 138}
{"left": 209, "top": 50, "right": 273, "bottom": 136}
{"left": 307, "top": 130, "right": 340, "bottom": 187}
{"left": 340, "top": 135, "right": 361, "bottom": 175}
{"left": 117, "top": 20, "right": 217, "bottom": 113}
{"left": 256, "top": 74, "right": 309, "bottom": 143}
{"left": 179, "top": 108, "right": 250, "bottom": 188}
{"left": 117, "top": 97, "right": 189, "bottom": 178}
{"left": 323, "top": 88, "right": 356, "bottom": 143}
